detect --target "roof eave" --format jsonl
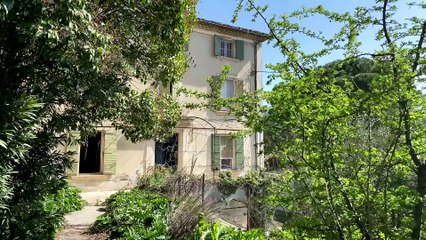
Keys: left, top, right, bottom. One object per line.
{"left": 197, "top": 18, "right": 269, "bottom": 42}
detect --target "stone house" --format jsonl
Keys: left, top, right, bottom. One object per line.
{"left": 66, "top": 19, "right": 268, "bottom": 190}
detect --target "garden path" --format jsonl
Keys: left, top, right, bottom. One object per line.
{"left": 55, "top": 191, "right": 117, "bottom": 240}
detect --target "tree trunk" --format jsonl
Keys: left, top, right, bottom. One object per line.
{"left": 412, "top": 164, "right": 426, "bottom": 239}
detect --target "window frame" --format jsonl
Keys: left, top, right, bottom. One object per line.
{"left": 214, "top": 35, "right": 244, "bottom": 61}
{"left": 219, "top": 38, "right": 234, "bottom": 58}
{"left": 220, "top": 78, "right": 235, "bottom": 99}
{"left": 219, "top": 135, "right": 236, "bottom": 170}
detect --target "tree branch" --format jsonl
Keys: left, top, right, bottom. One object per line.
{"left": 382, "top": 0, "right": 392, "bottom": 45}
{"left": 246, "top": 0, "right": 308, "bottom": 76}
{"left": 412, "top": 21, "right": 426, "bottom": 72}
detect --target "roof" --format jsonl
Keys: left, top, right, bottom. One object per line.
{"left": 197, "top": 18, "right": 269, "bottom": 42}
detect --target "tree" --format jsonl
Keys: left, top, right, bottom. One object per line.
{"left": 0, "top": 0, "right": 196, "bottom": 238}
{"left": 264, "top": 58, "right": 381, "bottom": 170}
{"left": 233, "top": 0, "right": 426, "bottom": 239}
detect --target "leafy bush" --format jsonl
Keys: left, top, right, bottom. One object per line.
{"left": 137, "top": 167, "right": 206, "bottom": 199}
{"left": 1, "top": 182, "right": 84, "bottom": 240}
{"left": 92, "top": 189, "right": 170, "bottom": 239}
{"left": 192, "top": 215, "right": 265, "bottom": 240}
{"left": 44, "top": 183, "right": 85, "bottom": 215}
{"left": 137, "top": 167, "right": 174, "bottom": 193}
{"left": 138, "top": 168, "right": 220, "bottom": 239}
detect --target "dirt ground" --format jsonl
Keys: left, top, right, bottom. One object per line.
{"left": 56, "top": 225, "right": 107, "bottom": 240}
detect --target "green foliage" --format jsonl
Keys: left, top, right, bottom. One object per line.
{"left": 177, "top": 64, "right": 264, "bottom": 126}
{"left": 0, "top": 97, "right": 42, "bottom": 210}
{"left": 233, "top": 0, "right": 426, "bottom": 239}
{"left": 0, "top": 130, "right": 75, "bottom": 239}
{"left": 138, "top": 167, "right": 175, "bottom": 193}
{"left": 44, "top": 183, "right": 85, "bottom": 215}
{"left": 218, "top": 171, "right": 277, "bottom": 197}
{"left": 218, "top": 171, "right": 280, "bottom": 229}
{"left": 217, "top": 172, "right": 241, "bottom": 197}
{"left": 138, "top": 168, "right": 218, "bottom": 239}
{"left": 93, "top": 189, "right": 170, "bottom": 240}
{"left": 94, "top": 187, "right": 260, "bottom": 239}
{"left": 192, "top": 215, "right": 265, "bottom": 240}
{"left": 0, "top": 0, "right": 196, "bottom": 238}
{"left": 1, "top": 182, "right": 84, "bottom": 240}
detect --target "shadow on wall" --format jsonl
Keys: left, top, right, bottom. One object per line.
{"left": 117, "top": 135, "right": 145, "bottom": 151}
{"left": 117, "top": 135, "right": 149, "bottom": 181}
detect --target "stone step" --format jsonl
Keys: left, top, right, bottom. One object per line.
{"left": 68, "top": 178, "right": 135, "bottom": 192}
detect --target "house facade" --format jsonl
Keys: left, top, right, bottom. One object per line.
{"left": 65, "top": 19, "right": 268, "bottom": 189}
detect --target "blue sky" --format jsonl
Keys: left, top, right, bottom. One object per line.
{"left": 197, "top": 0, "right": 424, "bottom": 91}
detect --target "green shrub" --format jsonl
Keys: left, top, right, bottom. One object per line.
{"left": 192, "top": 215, "right": 265, "bottom": 240}
{"left": 44, "top": 183, "right": 85, "bottom": 215}
{"left": 137, "top": 167, "right": 206, "bottom": 201}
{"left": 137, "top": 167, "right": 174, "bottom": 193}
{"left": 2, "top": 182, "right": 84, "bottom": 240}
{"left": 92, "top": 189, "right": 170, "bottom": 239}
{"left": 138, "top": 168, "right": 217, "bottom": 239}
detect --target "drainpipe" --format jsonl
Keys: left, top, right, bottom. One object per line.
{"left": 254, "top": 41, "right": 259, "bottom": 170}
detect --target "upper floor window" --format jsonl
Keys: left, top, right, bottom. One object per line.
{"left": 214, "top": 35, "right": 244, "bottom": 60}
{"left": 220, "top": 40, "right": 233, "bottom": 58}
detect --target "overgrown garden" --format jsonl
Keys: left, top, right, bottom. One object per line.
{"left": 231, "top": 0, "right": 426, "bottom": 239}
{"left": 92, "top": 168, "right": 268, "bottom": 239}
{"left": 1, "top": 0, "right": 426, "bottom": 239}
{"left": 0, "top": 0, "right": 196, "bottom": 238}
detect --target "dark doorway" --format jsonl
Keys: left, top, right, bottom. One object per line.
{"left": 155, "top": 134, "right": 178, "bottom": 170}
{"left": 79, "top": 132, "right": 102, "bottom": 173}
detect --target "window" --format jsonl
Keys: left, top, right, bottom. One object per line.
{"left": 221, "top": 79, "right": 235, "bottom": 99}
{"left": 220, "top": 136, "right": 234, "bottom": 170}
{"left": 212, "top": 134, "right": 244, "bottom": 171}
{"left": 220, "top": 39, "right": 233, "bottom": 58}
{"left": 214, "top": 35, "right": 245, "bottom": 60}
{"left": 155, "top": 133, "right": 178, "bottom": 170}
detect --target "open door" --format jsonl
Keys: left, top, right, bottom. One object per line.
{"left": 79, "top": 131, "right": 102, "bottom": 174}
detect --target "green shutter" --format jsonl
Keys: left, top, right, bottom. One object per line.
{"left": 235, "top": 137, "right": 244, "bottom": 170}
{"left": 214, "top": 35, "right": 221, "bottom": 56}
{"left": 235, "top": 40, "right": 244, "bottom": 60}
{"left": 212, "top": 134, "right": 221, "bottom": 170}
{"left": 235, "top": 79, "right": 244, "bottom": 97}
{"left": 103, "top": 131, "right": 117, "bottom": 175}
{"left": 66, "top": 131, "right": 80, "bottom": 176}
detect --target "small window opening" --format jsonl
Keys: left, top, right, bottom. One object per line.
{"left": 79, "top": 131, "right": 102, "bottom": 173}
{"left": 221, "top": 79, "right": 235, "bottom": 99}
{"left": 155, "top": 134, "right": 178, "bottom": 170}
{"left": 220, "top": 40, "right": 233, "bottom": 58}
{"left": 220, "top": 136, "right": 235, "bottom": 170}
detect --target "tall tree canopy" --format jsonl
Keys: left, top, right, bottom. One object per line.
{"left": 232, "top": 0, "right": 426, "bottom": 239}
{"left": 0, "top": 0, "right": 196, "bottom": 238}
